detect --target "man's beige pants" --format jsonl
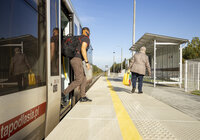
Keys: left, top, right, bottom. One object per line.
{"left": 63, "top": 57, "right": 86, "bottom": 97}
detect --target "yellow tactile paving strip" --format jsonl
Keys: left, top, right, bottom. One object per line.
{"left": 106, "top": 77, "right": 142, "bottom": 140}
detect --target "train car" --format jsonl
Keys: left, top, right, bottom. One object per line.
{"left": 0, "top": 0, "right": 92, "bottom": 139}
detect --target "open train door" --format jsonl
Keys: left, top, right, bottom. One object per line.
{"left": 45, "top": 0, "right": 61, "bottom": 137}
{"left": 60, "top": 3, "right": 74, "bottom": 119}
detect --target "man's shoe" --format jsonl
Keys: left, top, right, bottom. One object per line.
{"left": 138, "top": 91, "right": 143, "bottom": 94}
{"left": 80, "top": 97, "right": 86, "bottom": 102}
{"left": 85, "top": 96, "right": 92, "bottom": 102}
{"left": 80, "top": 97, "right": 92, "bottom": 102}
{"left": 131, "top": 88, "right": 136, "bottom": 93}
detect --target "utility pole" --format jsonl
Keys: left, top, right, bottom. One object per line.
{"left": 133, "top": 0, "right": 136, "bottom": 45}
{"left": 132, "top": 0, "right": 136, "bottom": 56}
{"left": 121, "top": 48, "right": 123, "bottom": 72}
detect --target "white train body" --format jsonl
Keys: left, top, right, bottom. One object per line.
{"left": 0, "top": 0, "right": 92, "bottom": 139}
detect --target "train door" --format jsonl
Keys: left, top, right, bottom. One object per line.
{"left": 60, "top": 5, "right": 73, "bottom": 119}
{"left": 45, "top": 0, "right": 61, "bottom": 136}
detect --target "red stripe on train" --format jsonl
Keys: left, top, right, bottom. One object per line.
{"left": 0, "top": 102, "right": 46, "bottom": 140}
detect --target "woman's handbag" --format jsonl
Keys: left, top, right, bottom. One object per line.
{"left": 28, "top": 71, "right": 36, "bottom": 86}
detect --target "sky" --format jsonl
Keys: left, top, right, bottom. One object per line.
{"left": 71, "top": 0, "right": 200, "bottom": 70}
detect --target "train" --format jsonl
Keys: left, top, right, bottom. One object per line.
{"left": 0, "top": 0, "right": 93, "bottom": 139}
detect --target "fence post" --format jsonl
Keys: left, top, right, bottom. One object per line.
{"left": 185, "top": 60, "right": 188, "bottom": 92}
{"left": 179, "top": 46, "right": 182, "bottom": 88}
{"left": 193, "top": 63, "right": 195, "bottom": 90}
{"left": 198, "top": 62, "right": 200, "bottom": 90}
{"left": 154, "top": 40, "right": 156, "bottom": 87}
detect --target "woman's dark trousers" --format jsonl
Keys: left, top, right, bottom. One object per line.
{"left": 131, "top": 72, "right": 144, "bottom": 92}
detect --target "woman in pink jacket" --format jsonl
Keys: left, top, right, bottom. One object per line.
{"left": 129, "top": 47, "right": 151, "bottom": 93}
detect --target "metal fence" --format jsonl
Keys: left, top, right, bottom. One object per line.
{"left": 184, "top": 60, "right": 200, "bottom": 92}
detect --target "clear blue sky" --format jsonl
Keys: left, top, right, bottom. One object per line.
{"left": 71, "top": 0, "right": 200, "bottom": 70}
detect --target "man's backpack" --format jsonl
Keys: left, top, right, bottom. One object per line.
{"left": 61, "top": 35, "right": 82, "bottom": 58}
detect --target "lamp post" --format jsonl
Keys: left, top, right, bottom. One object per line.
{"left": 121, "top": 48, "right": 123, "bottom": 72}
{"left": 113, "top": 51, "right": 115, "bottom": 73}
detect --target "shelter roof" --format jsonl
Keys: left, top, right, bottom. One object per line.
{"left": 130, "top": 33, "right": 188, "bottom": 51}
{"left": 0, "top": 35, "right": 37, "bottom": 46}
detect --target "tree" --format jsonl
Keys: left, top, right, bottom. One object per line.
{"left": 110, "top": 59, "right": 128, "bottom": 73}
{"left": 183, "top": 37, "right": 200, "bottom": 60}
{"left": 92, "top": 64, "right": 103, "bottom": 76}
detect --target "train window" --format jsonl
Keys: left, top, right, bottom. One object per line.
{"left": 0, "top": 0, "right": 46, "bottom": 96}
{"left": 80, "top": 26, "right": 82, "bottom": 35}
{"left": 74, "top": 24, "right": 78, "bottom": 36}
{"left": 50, "top": 0, "right": 59, "bottom": 76}
{"left": 61, "top": 10, "right": 70, "bottom": 37}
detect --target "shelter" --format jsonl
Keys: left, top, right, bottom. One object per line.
{"left": 130, "top": 33, "right": 188, "bottom": 87}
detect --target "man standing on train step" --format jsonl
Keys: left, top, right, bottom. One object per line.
{"left": 62, "top": 27, "right": 92, "bottom": 102}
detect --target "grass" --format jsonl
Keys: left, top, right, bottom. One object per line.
{"left": 93, "top": 72, "right": 103, "bottom": 77}
{"left": 191, "top": 90, "right": 200, "bottom": 96}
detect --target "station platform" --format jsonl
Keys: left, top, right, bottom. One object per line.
{"left": 46, "top": 75, "right": 200, "bottom": 140}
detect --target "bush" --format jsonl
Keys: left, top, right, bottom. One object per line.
{"left": 92, "top": 64, "right": 103, "bottom": 76}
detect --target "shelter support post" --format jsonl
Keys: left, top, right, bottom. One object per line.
{"left": 154, "top": 40, "right": 156, "bottom": 87}
{"left": 179, "top": 45, "right": 182, "bottom": 88}
{"left": 185, "top": 60, "right": 188, "bottom": 92}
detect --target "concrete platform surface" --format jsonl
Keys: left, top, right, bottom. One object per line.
{"left": 46, "top": 75, "right": 200, "bottom": 140}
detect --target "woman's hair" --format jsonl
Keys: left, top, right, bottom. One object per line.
{"left": 140, "top": 46, "right": 146, "bottom": 53}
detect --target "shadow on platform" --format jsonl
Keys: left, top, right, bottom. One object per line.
{"left": 106, "top": 77, "right": 123, "bottom": 82}
{"left": 108, "top": 85, "right": 131, "bottom": 94}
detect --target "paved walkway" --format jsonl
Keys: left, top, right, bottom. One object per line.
{"left": 46, "top": 75, "right": 200, "bottom": 140}
{"left": 143, "top": 82, "right": 200, "bottom": 121}
{"left": 110, "top": 75, "right": 200, "bottom": 121}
